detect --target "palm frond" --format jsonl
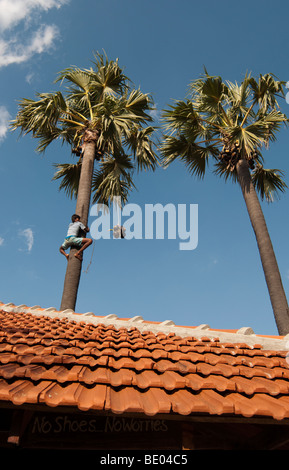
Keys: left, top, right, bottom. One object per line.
{"left": 91, "top": 51, "right": 129, "bottom": 98}
{"left": 125, "top": 126, "right": 158, "bottom": 171}
{"left": 248, "top": 74, "right": 286, "bottom": 113}
{"left": 52, "top": 162, "right": 82, "bottom": 199}
{"left": 189, "top": 75, "right": 228, "bottom": 115}
{"left": 123, "top": 89, "right": 153, "bottom": 122}
{"left": 92, "top": 153, "right": 135, "bottom": 206}
{"left": 224, "top": 109, "right": 288, "bottom": 154}
{"left": 226, "top": 74, "right": 252, "bottom": 124}
{"left": 160, "top": 133, "right": 215, "bottom": 178}
{"left": 251, "top": 165, "right": 287, "bottom": 202}
{"left": 56, "top": 67, "right": 92, "bottom": 91}
{"left": 11, "top": 91, "right": 66, "bottom": 136}
{"left": 35, "top": 127, "right": 73, "bottom": 153}
{"left": 255, "top": 109, "right": 289, "bottom": 144}
{"left": 162, "top": 100, "right": 202, "bottom": 133}
{"left": 213, "top": 159, "right": 238, "bottom": 183}
{"left": 225, "top": 124, "right": 266, "bottom": 153}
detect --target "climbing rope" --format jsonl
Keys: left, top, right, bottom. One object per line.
{"left": 82, "top": 223, "right": 126, "bottom": 274}
{"left": 83, "top": 239, "right": 95, "bottom": 274}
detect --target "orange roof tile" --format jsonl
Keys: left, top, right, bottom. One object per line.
{"left": 1, "top": 301, "right": 289, "bottom": 421}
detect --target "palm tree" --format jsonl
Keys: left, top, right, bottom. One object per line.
{"left": 160, "top": 71, "right": 289, "bottom": 335}
{"left": 12, "top": 53, "right": 158, "bottom": 311}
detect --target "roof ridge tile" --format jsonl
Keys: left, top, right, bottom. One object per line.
{"left": 1, "top": 302, "right": 289, "bottom": 350}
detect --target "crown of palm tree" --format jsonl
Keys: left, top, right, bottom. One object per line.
{"left": 161, "top": 71, "right": 288, "bottom": 202}
{"left": 11, "top": 52, "right": 158, "bottom": 206}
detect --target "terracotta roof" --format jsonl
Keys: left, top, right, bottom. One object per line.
{"left": 1, "top": 301, "right": 289, "bottom": 421}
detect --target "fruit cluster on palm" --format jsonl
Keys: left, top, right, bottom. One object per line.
{"left": 219, "top": 140, "right": 259, "bottom": 170}
{"left": 160, "top": 72, "right": 289, "bottom": 335}
{"left": 11, "top": 53, "right": 158, "bottom": 311}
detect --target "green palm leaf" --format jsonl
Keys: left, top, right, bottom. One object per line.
{"left": 190, "top": 74, "right": 228, "bottom": 113}
{"left": 52, "top": 162, "right": 82, "bottom": 199}
{"left": 91, "top": 51, "right": 129, "bottom": 97}
{"left": 11, "top": 91, "right": 66, "bottom": 136}
{"left": 248, "top": 74, "right": 285, "bottom": 112}
{"left": 92, "top": 152, "right": 135, "bottom": 206}
{"left": 124, "top": 89, "right": 153, "bottom": 121}
{"left": 161, "top": 134, "right": 216, "bottom": 178}
{"left": 162, "top": 100, "right": 202, "bottom": 133}
{"left": 251, "top": 165, "right": 287, "bottom": 202}
{"left": 125, "top": 126, "right": 158, "bottom": 171}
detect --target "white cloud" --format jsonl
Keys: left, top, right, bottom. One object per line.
{"left": 0, "top": 0, "right": 68, "bottom": 31}
{"left": 0, "top": 0, "right": 68, "bottom": 68}
{"left": 19, "top": 228, "right": 34, "bottom": 252}
{"left": 0, "top": 24, "right": 59, "bottom": 68}
{"left": 0, "top": 237, "right": 4, "bottom": 246}
{"left": 149, "top": 105, "right": 160, "bottom": 122}
{"left": 0, "top": 106, "right": 11, "bottom": 141}
{"left": 25, "top": 72, "right": 35, "bottom": 84}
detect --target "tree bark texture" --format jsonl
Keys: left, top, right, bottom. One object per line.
{"left": 236, "top": 157, "right": 289, "bottom": 335}
{"left": 60, "top": 132, "right": 97, "bottom": 311}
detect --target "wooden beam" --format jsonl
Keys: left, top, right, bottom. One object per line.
{"left": 182, "top": 423, "right": 194, "bottom": 450}
{"left": 7, "top": 410, "right": 33, "bottom": 445}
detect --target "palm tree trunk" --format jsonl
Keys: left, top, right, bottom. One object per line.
{"left": 60, "top": 130, "right": 97, "bottom": 311}
{"left": 236, "top": 157, "right": 289, "bottom": 335}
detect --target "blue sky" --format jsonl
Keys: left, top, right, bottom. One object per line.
{"left": 1, "top": 0, "right": 289, "bottom": 336}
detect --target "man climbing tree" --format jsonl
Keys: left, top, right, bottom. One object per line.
{"left": 12, "top": 52, "right": 158, "bottom": 311}
{"left": 60, "top": 214, "right": 92, "bottom": 261}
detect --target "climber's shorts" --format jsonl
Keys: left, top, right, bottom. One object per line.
{"left": 61, "top": 236, "right": 83, "bottom": 250}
